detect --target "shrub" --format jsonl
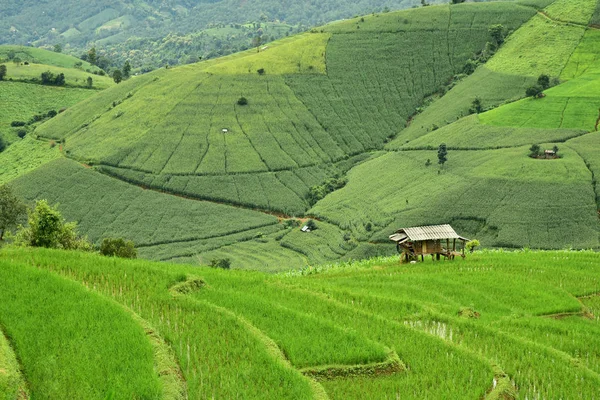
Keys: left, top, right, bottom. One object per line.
{"left": 466, "top": 239, "right": 480, "bottom": 253}
{"left": 210, "top": 258, "right": 231, "bottom": 269}
{"left": 13, "top": 199, "right": 92, "bottom": 251}
{"left": 0, "top": 137, "right": 5, "bottom": 153}
{"left": 237, "top": 96, "right": 248, "bottom": 106}
{"left": 10, "top": 121, "right": 26, "bottom": 127}
{"left": 305, "top": 219, "right": 317, "bottom": 231}
{"left": 257, "top": 68, "right": 265, "bottom": 75}
{"left": 537, "top": 74, "right": 550, "bottom": 90}
{"left": 46, "top": 110, "right": 57, "bottom": 118}
{"left": 17, "top": 129, "right": 27, "bottom": 138}
{"left": 529, "top": 144, "right": 541, "bottom": 158}
{"left": 99, "top": 237, "right": 137, "bottom": 258}
{"left": 526, "top": 85, "right": 543, "bottom": 98}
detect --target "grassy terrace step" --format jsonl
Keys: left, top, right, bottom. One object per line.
{"left": 310, "top": 146, "right": 599, "bottom": 249}
{"left": 0, "top": 326, "right": 28, "bottom": 400}
{"left": 3, "top": 247, "right": 600, "bottom": 398}
{"left": 0, "top": 260, "right": 161, "bottom": 398}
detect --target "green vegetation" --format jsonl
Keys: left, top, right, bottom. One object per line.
{"left": 544, "top": 0, "right": 597, "bottom": 24}
{"left": 311, "top": 146, "right": 599, "bottom": 249}
{"left": 0, "top": 45, "right": 99, "bottom": 71}
{"left": 99, "top": 237, "right": 137, "bottom": 258}
{"left": 0, "top": 258, "right": 162, "bottom": 398}
{"left": 2, "top": 63, "right": 113, "bottom": 89}
{"left": 0, "top": 326, "right": 28, "bottom": 400}
{"left": 2, "top": 247, "right": 600, "bottom": 398}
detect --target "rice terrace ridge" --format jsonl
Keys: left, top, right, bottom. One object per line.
{"left": 1, "top": 0, "right": 600, "bottom": 398}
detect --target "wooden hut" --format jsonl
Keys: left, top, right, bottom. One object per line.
{"left": 389, "top": 224, "right": 469, "bottom": 262}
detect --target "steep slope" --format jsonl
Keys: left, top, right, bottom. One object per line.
{"left": 3, "top": 247, "right": 600, "bottom": 398}
{"left": 8, "top": 0, "right": 600, "bottom": 269}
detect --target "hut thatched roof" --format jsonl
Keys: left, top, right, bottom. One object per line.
{"left": 389, "top": 224, "right": 467, "bottom": 242}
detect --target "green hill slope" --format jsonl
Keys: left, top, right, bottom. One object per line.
{"left": 2, "top": 247, "right": 600, "bottom": 398}
{"left": 0, "top": 46, "right": 114, "bottom": 182}
{"left": 5, "top": 0, "right": 600, "bottom": 269}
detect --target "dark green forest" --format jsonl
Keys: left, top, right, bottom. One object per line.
{"left": 1, "top": 0, "right": 453, "bottom": 71}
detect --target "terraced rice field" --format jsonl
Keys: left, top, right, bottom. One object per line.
{"left": 1, "top": 247, "right": 599, "bottom": 399}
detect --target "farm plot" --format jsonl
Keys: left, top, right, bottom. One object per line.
{"left": 0, "top": 45, "right": 100, "bottom": 71}
{"left": 288, "top": 2, "right": 538, "bottom": 157}
{"left": 561, "top": 29, "right": 600, "bottom": 80}
{"left": 0, "top": 260, "right": 161, "bottom": 399}
{"left": 566, "top": 131, "right": 600, "bottom": 208}
{"left": 387, "top": 67, "right": 537, "bottom": 148}
{"left": 0, "top": 325, "right": 27, "bottom": 400}
{"left": 479, "top": 69, "right": 600, "bottom": 131}
{"left": 0, "top": 135, "right": 61, "bottom": 185}
{"left": 4, "top": 63, "right": 114, "bottom": 89}
{"left": 399, "top": 114, "right": 587, "bottom": 149}
{"left": 485, "top": 14, "right": 587, "bottom": 77}
{"left": 4, "top": 246, "right": 600, "bottom": 399}
{"left": 11, "top": 158, "right": 279, "bottom": 252}
{"left": 0, "top": 81, "right": 94, "bottom": 145}
{"left": 543, "top": 0, "right": 597, "bottom": 25}
{"left": 311, "top": 147, "right": 599, "bottom": 249}
{"left": 0, "top": 247, "right": 321, "bottom": 400}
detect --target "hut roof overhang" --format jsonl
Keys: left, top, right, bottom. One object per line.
{"left": 389, "top": 224, "right": 468, "bottom": 243}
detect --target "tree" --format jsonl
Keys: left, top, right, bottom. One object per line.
{"left": 210, "top": 258, "right": 231, "bottom": 269}
{"left": 100, "top": 237, "right": 137, "bottom": 258}
{"left": 112, "top": 69, "right": 123, "bottom": 84}
{"left": 488, "top": 24, "right": 506, "bottom": 46}
{"left": 438, "top": 143, "right": 448, "bottom": 167}
{"left": 122, "top": 61, "right": 131, "bottom": 79}
{"left": 529, "top": 144, "right": 541, "bottom": 158}
{"left": 469, "top": 97, "right": 483, "bottom": 114}
{"left": 14, "top": 200, "right": 92, "bottom": 250}
{"left": 0, "top": 137, "right": 4, "bottom": 153}
{"left": 466, "top": 239, "right": 480, "bottom": 253}
{"left": 86, "top": 76, "right": 93, "bottom": 88}
{"left": 451, "top": 0, "right": 466, "bottom": 3}
{"left": 305, "top": 219, "right": 317, "bottom": 231}
{"left": 537, "top": 74, "right": 550, "bottom": 90}
{"left": 552, "top": 145, "right": 559, "bottom": 157}
{"left": 53, "top": 44, "right": 63, "bottom": 53}
{"left": 0, "top": 185, "right": 25, "bottom": 241}
{"left": 88, "top": 47, "right": 97, "bottom": 65}
{"left": 0, "top": 65, "right": 6, "bottom": 80}
{"left": 526, "top": 84, "right": 543, "bottom": 98}
{"left": 237, "top": 96, "right": 248, "bottom": 105}
{"left": 54, "top": 73, "right": 65, "bottom": 86}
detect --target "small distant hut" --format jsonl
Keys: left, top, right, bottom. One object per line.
{"left": 389, "top": 224, "right": 469, "bottom": 262}
{"left": 544, "top": 149, "right": 556, "bottom": 158}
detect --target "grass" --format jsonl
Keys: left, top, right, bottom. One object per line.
{"left": 399, "top": 114, "right": 587, "bottom": 149}
{"left": 4, "top": 62, "right": 114, "bottom": 89}
{"left": 6, "top": 0, "right": 600, "bottom": 270}
{"left": 10, "top": 158, "right": 280, "bottom": 255}
{"left": 0, "top": 326, "right": 27, "bottom": 400}
{"left": 0, "top": 81, "right": 96, "bottom": 145}
{"left": 310, "top": 146, "right": 599, "bottom": 249}
{"left": 485, "top": 15, "right": 586, "bottom": 77}
{"left": 0, "top": 45, "right": 99, "bottom": 71}
{"left": 3, "top": 247, "right": 600, "bottom": 398}
{"left": 0, "top": 136, "right": 61, "bottom": 185}
{"left": 561, "top": 29, "right": 600, "bottom": 80}
{"left": 204, "top": 33, "right": 329, "bottom": 75}
{"left": 543, "top": 0, "right": 597, "bottom": 24}
{"left": 0, "top": 258, "right": 161, "bottom": 399}
{"left": 29, "top": 2, "right": 536, "bottom": 220}
{"left": 479, "top": 68, "right": 600, "bottom": 130}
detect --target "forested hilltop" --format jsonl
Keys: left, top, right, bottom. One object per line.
{"left": 1, "top": 0, "right": 455, "bottom": 71}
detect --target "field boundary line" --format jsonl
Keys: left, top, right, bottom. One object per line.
{"left": 0, "top": 325, "right": 30, "bottom": 400}
{"left": 194, "top": 300, "right": 330, "bottom": 400}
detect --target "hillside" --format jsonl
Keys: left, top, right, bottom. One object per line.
{"left": 0, "top": 46, "right": 114, "bottom": 182}
{"left": 1, "top": 247, "right": 600, "bottom": 398}
{"left": 2, "top": 0, "right": 600, "bottom": 270}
